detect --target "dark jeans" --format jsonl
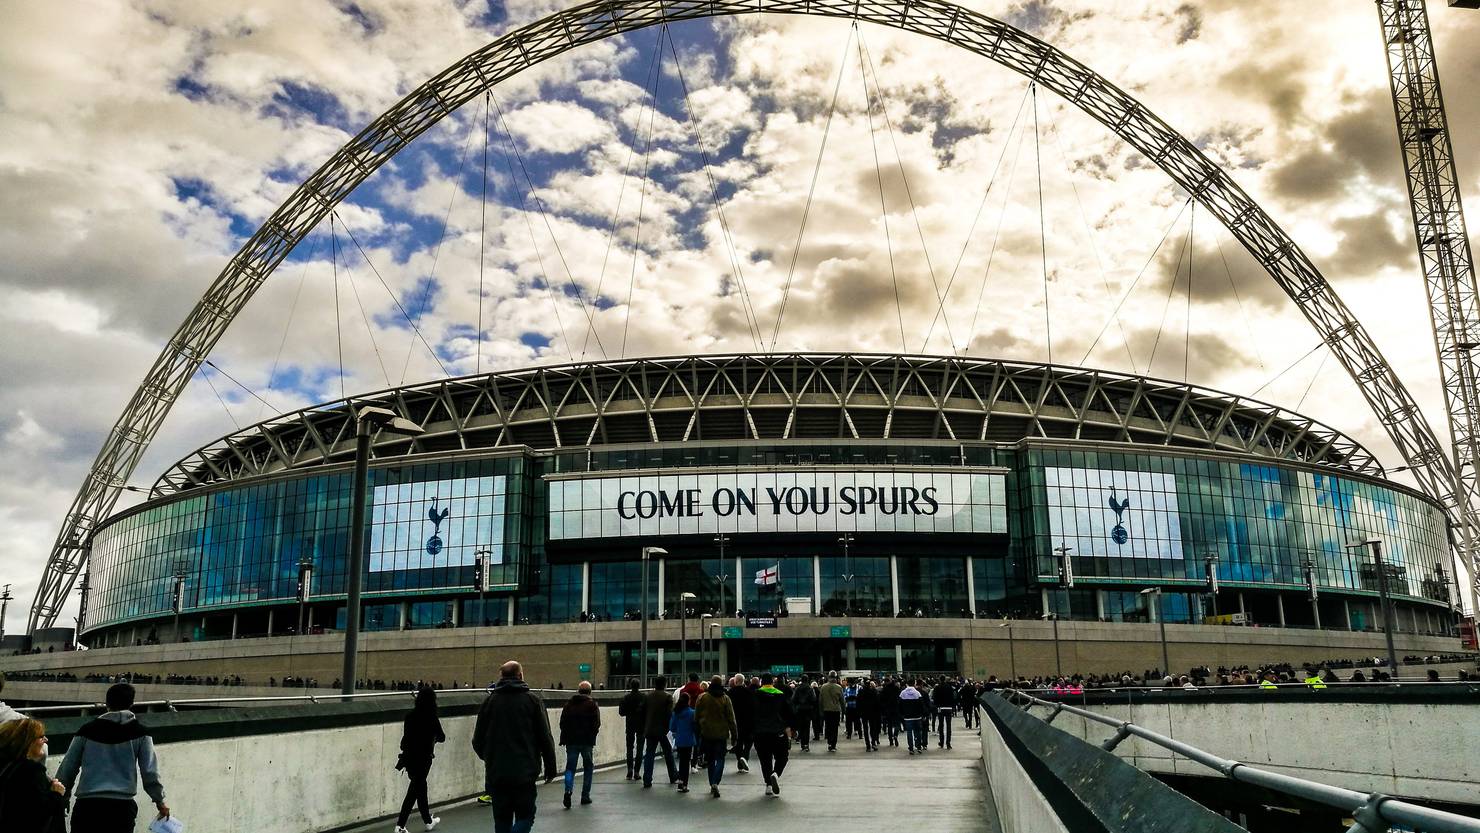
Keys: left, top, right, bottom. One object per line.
{"left": 822, "top": 711, "right": 841, "bottom": 748}
{"left": 812, "top": 709, "right": 823, "bottom": 739}
{"left": 754, "top": 733, "right": 790, "bottom": 782}
{"left": 487, "top": 778, "right": 537, "bottom": 833}
{"left": 845, "top": 709, "right": 860, "bottom": 738}
{"left": 904, "top": 717, "right": 925, "bottom": 751}
{"left": 563, "top": 745, "right": 593, "bottom": 798}
{"left": 702, "top": 738, "right": 728, "bottom": 785}
{"left": 397, "top": 759, "right": 433, "bottom": 827}
{"left": 864, "top": 714, "right": 881, "bottom": 749}
{"left": 733, "top": 730, "right": 753, "bottom": 763}
{"left": 642, "top": 735, "right": 677, "bottom": 785}
{"left": 793, "top": 710, "right": 814, "bottom": 749}
{"left": 625, "top": 727, "right": 643, "bottom": 775}
{"left": 962, "top": 704, "right": 977, "bottom": 728}
{"left": 937, "top": 707, "right": 954, "bottom": 746}
{"left": 884, "top": 713, "right": 900, "bottom": 745}
{"left": 676, "top": 746, "right": 694, "bottom": 784}
{"left": 71, "top": 797, "right": 138, "bottom": 833}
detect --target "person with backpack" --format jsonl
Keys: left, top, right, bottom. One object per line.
{"left": 788, "top": 674, "right": 817, "bottom": 752}
{"left": 0, "top": 717, "right": 66, "bottom": 833}
{"left": 668, "top": 693, "right": 697, "bottom": 793}
{"left": 694, "top": 676, "right": 737, "bottom": 798}
{"left": 56, "top": 683, "right": 168, "bottom": 831}
{"left": 394, "top": 685, "right": 445, "bottom": 833}
{"left": 558, "top": 681, "right": 601, "bottom": 808}
{"left": 617, "top": 680, "right": 645, "bottom": 780}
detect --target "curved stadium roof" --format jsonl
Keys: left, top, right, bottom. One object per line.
{"left": 152, "top": 353, "right": 1382, "bottom": 496}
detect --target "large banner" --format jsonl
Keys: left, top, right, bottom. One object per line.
{"left": 367, "top": 475, "right": 508, "bottom": 571}
{"left": 1045, "top": 467, "right": 1183, "bottom": 559}
{"left": 548, "top": 470, "right": 1006, "bottom": 540}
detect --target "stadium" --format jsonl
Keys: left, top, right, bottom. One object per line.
{"left": 62, "top": 352, "right": 1463, "bottom": 686}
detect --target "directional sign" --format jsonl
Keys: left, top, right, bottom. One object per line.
{"left": 746, "top": 616, "right": 778, "bottom": 629}
{"left": 578, "top": 663, "right": 592, "bottom": 675}
{"left": 722, "top": 626, "right": 743, "bottom": 639}
{"left": 830, "top": 625, "right": 851, "bottom": 638}
{"left": 770, "top": 664, "right": 803, "bottom": 676}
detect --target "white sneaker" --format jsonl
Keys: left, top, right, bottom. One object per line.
{"left": 394, "top": 827, "right": 408, "bottom": 833}
{"left": 425, "top": 818, "right": 441, "bottom": 831}
{"left": 768, "top": 773, "right": 781, "bottom": 795}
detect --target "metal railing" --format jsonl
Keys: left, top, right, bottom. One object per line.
{"left": 999, "top": 689, "right": 1480, "bottom": 833}
{"left": 15, "top": 685, "right": 541, "bottom": 717}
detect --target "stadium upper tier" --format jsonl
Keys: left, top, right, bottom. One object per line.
{"left": 154, "top": 353, "right": 1381, "bottom": 496}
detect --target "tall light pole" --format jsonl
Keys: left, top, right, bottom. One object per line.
{"left": 699, "top": 613, "right": 713, "bottom": 675}
{"left": 639, "top": 545, "right": 668, "bottom": 688}
{"left": 474, "top": 548, "right": 491, "bottom": 625}
{"left": 1204, "top": 553, "right": 1219, "bottom": 618}
{"left": 1303, "top": 558, "right": 1321, "bottom": 629}
{"left": 706, "top": 620, "right": 720, "bottom": 676}
{"left": 997, "top": 620, "right": 1016, "bottom": 681}
{"left": 341, "top": 406, "right": 424, "bottom": 696}
{"left": 714, "top": 534, "right": 731, "bottom": 617}
{"left": 839, "top": 533, "right": 855, "bottom": 615}
{"left": 679, "top": 592, "right": 696, "bottom": 678}
{"left": 0, "top": 584, "right": 12, "bottom": 642}
{"left": 296, "top": 551, "right": 315, "bottom": 635}
{"left": 1053, "top": 542, "right": 1073, "bottom": 619}
{"left": 1140, "top": 587, "right": 1169, "bottom": 678}
{"left": 1347, "top": 538, "right": 1399, "bottom": 675}
{"left": 171, "top": 560, "right": 188, "bottom": 643}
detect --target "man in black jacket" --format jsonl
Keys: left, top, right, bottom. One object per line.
{"left": 788, "top": 675, "right": 816, "bottom": 752}
{"left": 617, "top": 680, "right": 645, "bottom": 780}
{"left": 751, "top": 673, "right": 795, "bottom": 797}
{"left": 932, "top": 678, "right": 957, "bottom": 749}
{"left": 472, "top": 661, "right": 557, "bottom": 833}
{"left": 727, "top": 674, "right": 755, "bottom": 770}
{"left": 640, "top": 676, "right": 678, "bottom": 787}
{"left": 558, "top": 682, "right": 600, "bottom": 808}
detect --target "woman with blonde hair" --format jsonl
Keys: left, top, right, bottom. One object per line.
{"left": 0, "top": 717, "right": 66, "bottom": 832}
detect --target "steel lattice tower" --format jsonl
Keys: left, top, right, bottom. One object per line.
{"left": 1378, "top": 0, "right": 1480, "bottom": 617}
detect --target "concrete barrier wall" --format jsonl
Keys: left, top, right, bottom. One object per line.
{"left": 40, "top": 700, "right": 628, "bottom": 833}
{"left": 980, "top": 713, "right": 1071, "bottom": 833}
{"left": 1051, "top": 696, "right": 1480, "bottom": 806}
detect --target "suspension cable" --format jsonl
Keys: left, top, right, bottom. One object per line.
{"left": 965, "top": 107, "right": 1031, "bottom": 355}
{"left": 490, "top": 95, "right": 597, "bottom": 361}
{"left": 855, "top": 30, "right": 955, "bottom": 353}
{"left": 399, "top": 95, "right": 482, "bottom": 385}
{"left": 477, "top": 91, "right": 491, "bottom": 375}
{"left": 205, "top": 359, "right": 282, "bottom": 414}
{"left": 1215, "top": 231, "right": 1266, "bottom": 374}
{"left": 1079, "top": 197, "right": 1191, "bottom": 365}
{"left": 1032, "top": 84, "right": 1053, "bottom": 365}
{"left": 620, "top": 24, "right": 667, "bottom": 359}
{"left": 666, "top": 31, "right": 763, "bottom": 352}
{"left": 1297, "top": 348, "right": 1330, "bottom": 412}
{"left": 337, "top": 215, "right": 451, "bottom": 378}
{"left": 260, "top": 233, "right": 319, "bottom": 420}
{"left": 857, "top": 29, "right": 907, "bottom": 352}
{"left": 769, "top": 24, "right": 856, "bottom": 353}
{"left": 489, "top": 96, "right": 575, "bottom": 361}
{"left": 1044, "top": 98, "right": 1137, "bottom": 373}
{"left": 198, "top": 367, "right": 241, "bottom": 430}
{"left": 1250, "top": 341, "right": 1325, "bottom": 398}
{"left": 926, "top": 84, "right": 1030, "bottom": 353}
{"left": 331, "top": 213, "right": 345, "bottom": 400}
{"left": 1147, "top": 208, "right": 1193, "bottom": 375}
{"left": 335, "top": 220, "right": 392, "bottom": 388}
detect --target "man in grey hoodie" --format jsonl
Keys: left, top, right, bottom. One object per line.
{"left": 57, "top": 683, "right": 169, "bottom": 832}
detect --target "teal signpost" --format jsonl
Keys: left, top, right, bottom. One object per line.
{"left": 722, "top": 626, "right": 743, "bottom": 639}
{"left": 830, "top": 625, "right": 851, "bottom": 638}
{"left": 770, "top": 664, "right": 803, "bottom": 676}
{"left": 578, "top": 663, "right": 592, "bottom": 675}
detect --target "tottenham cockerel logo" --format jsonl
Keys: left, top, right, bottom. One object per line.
{"left": 1107, "top": 490, "right": 1130, "bottom": 546}
{"left": 425, "top": 497, "right": 451, "bottom": 556}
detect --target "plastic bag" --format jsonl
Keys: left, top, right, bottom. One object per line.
{"left": 149, "top": 816, "right": 185, "bottom": 833}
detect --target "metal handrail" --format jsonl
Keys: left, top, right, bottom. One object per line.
{"left": 999, "top": 689, "right": 1480, "bottom": 833}
{"left": 1008, "top": 680, "right": 1480, "bottom": 695}
{"left": 15, "top": 685, "right": 559, "bottom": 716}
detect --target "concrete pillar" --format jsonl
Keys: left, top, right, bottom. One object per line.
{"left": 1411, "top": 606, "right": 1420, "bottom": 634}
{"left": 719, "top": 641, "right": 729, "bottom": 676}
{"left": 813, "top": 555, "right": 823, "bottom": 614}
{"left": 895, "top": 644, "right": 904, "bottom": 673}
{"left": 580, "top": 561, "right": 591, "bottom": 616}
{"left": 1041, "top": 587, "right": 1051, "bottom": 618}
{"left": 1276, "top": 594, "right": 1286, "bottom": 627}
{"left": 735, "top": 556, "right": 743, "bottom": 616}
{"left": 657, "top": 559, "right": 666, "bottom": 618}
{"left": 846, "top": 638, "right": 858, "bottom": 669}
{"left": 267, "top": 608, "right": 275, "bottom": 635}
{"left": 1343, "top": 598, "right": 1352, "bottom": 630}
{"left": 889, "top": 555, "right": 901, "bottom": 616}
{"left": 402, "top": 601, "right": 412, "bottom": 630}
{"left": 506, "top": 596, "right": 515, "bottom": 625}
{"left": 1238, "top": 592, "right": 1246, "bottom": 616}
{"left": 230, "top": 614, "right": 237, "bottom": 640}
{"left": 965, "top": 555, "right": 977, "bottom": 616}
{"left": 1095, "top": 590, "right": 1106, "bottom": 622}
{"left": 1311, "top": 599, "right": 1321, "bottom": 630}
{"left": 657, "top": 647, "right": 665, "bottom": 676}
{"left": 450, "top": 601, "right": 460, "bottom": 628}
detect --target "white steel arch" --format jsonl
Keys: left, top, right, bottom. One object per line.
{"left": 29, "top": 0, "right": 1475, "bottom": 629}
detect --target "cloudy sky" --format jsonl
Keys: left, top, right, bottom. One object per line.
{"left": 3, "top": 0, "right": 1478, "bottom": 631}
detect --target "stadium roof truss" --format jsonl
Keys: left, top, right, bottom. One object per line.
{"left": 29, "top": 0, "right": 1473, "bottom": 628}
{"left": 152, "top": 354, "right": 1381, "bottom": 495}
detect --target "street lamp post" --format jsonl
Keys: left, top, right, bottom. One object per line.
{"left": 639, "top": 545, "right": 668, "bottom": 689}
{"left": 474, "top": 549, "right": 491, "bottom": 625}
{"left": 1303, "top": 558, "right": 1321, "bottom": 629}
{"left": 714, "top": 534, "right": 731, "bottom": 618}
{"left": 171, "top": 561, "right": 188, "bottom": 643}
{"left": 296, "top": 553, "right": 315, "bottom": 635}
{"left": 1204, "top": 553, "right": 1219, "bottom": 618}
{"left": 341, "top": 406, "right": 424, "bottom": 696}
{"left": 699, "top": 613, "right": 713, "bottom": 675}
{"left": 1140, "top": 587, "right": 1170, "bottom": 678}
{"left": 707, "top": 621, "right": 721, "bottom": 676}
{"left": 1053, "top": 542, "right": 1073, "bottom": 618}
{"left": 679, "top": 592, "right": 697, "bottom": 679}
{"left": 0, "top": 584, "right": 12, "bottom": 642}
{"left": 1347, "top": 538, "right": 1399, "bottom": 675}
{"left": 998, "top": 620, "right": 1016, "bottom": 681}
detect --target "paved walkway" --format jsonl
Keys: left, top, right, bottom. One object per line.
{"left": 355, "top": 733, "right": 992, "bottom": 832}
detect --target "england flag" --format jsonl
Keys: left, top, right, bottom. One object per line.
{"left": 754, "top": 564, "right": 779, "bottom": 586}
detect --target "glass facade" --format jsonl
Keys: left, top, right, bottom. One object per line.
{"left": 84, "top": 440, "right": 1452, "bottom": 638}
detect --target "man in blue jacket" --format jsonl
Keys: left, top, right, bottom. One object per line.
{"left": 56, "top": 683, "right": 169, "bottom": 832}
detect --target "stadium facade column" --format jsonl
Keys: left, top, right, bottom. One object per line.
{"left": 889, "top": 556, "right": 901, "bottom": 615}
{"left": 846, "top": 638, "right": 857, "bottom": 669}
{"left": 894, "top": 644, "right": 903, "bottom": 673}
{"left": 734, "top": 555, "right": 742, "bottom": 616}
{"left": 965, "top": 556, "right": 977, "bottom": 616}
{"left": 1095, "top": 590, "right": 1106, "bottom": 621}
{"left": 1277, "top": 594, "right": 1286, "bottom": 627}
{"left": 580, "top": 561, "right": 590, "bottom": 615}
{"left": 230, "top": 613, "right": 237, "bottom": 640}
{"left": 506, "top": 597, "right": 515, "bottom": 625}
{"left": 812, "top": 555, "right": 822, "bottom": 614}
{"left": 657, "top": 560, "right": 666, "bottom": 618}
{"left": 1344, "top": 598, "right": 1352, "bottom": 630}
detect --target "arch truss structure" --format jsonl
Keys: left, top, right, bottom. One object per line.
{"left": 29, "top": 0, "right": 1477, "bottom": 629}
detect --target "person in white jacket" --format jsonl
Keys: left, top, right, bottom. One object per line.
{"left": 0, "top": 671, "right": 24, "bottom": 723}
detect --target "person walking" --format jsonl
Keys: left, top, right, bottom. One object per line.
{"left": 641, "top": 677, "right": 678, "bottom": 788}
{"left": 789, "top": 674, "right": 817, "bottom": 752}
{"left": 932, "top": 678, "right": 957, "bottom": 749}
{"left": 880, "top": 677, "right": 902, "bottom": 747}
{"left": 618, "top": 680, "right": 645, "bottom": 781}
{"left": 959, "top": 680, "right": 980, "bottom": 730}
{"left": 471, "top": 661, "right": 557, "bottom": 833}
{"left": 394, "top": 685, "right": 445, "bottom": 833}
{"left": 0, "top": 718, "right": 66, "bottom": 833}
{"left": 727, "top": 674, "right": 754, "bottom": 772}
{"left": 858, "top": 678, "right": 882, "bottom": 751}
{"left": 818, "top": 673, "right": 844, "bottom": 752}
{"left": 56, "top": 683, "right": 169, "bottom": 832}
{"left": 899, "top": 681, "right": 926, "bottom": 755}
{"left": 750, "top": 674, "right": 795, "bottom": 797}
{"left": 694, "top": 676, "right": 737, "bottom": 797}
{"left": 842, "top": 677, "right": 861, "bottom": 740}
{"left": 558, "top": 681, "right": 601, "bottom": 808}
{"left": 668, "top": 693, "right": 698, "bottom": 793}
